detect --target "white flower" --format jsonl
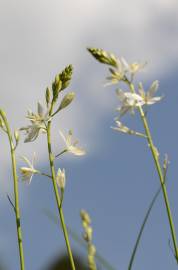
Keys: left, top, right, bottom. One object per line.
{"left": 56, "top": 168, "right": 66, "bottom": 189}
{"left": 20, "top": 154, "right": 39, "bottom": 184}
{"left": 138, "top": 81, "right": 163, "bottom": 105}
{"left": 20, "top": 102, "right": 50, "bottom": 143}
{"left": 59, "top": 130, "right": 86, "bottom": 156}
{"left": 106, "top": 58, "right": 146, "bottom": 85}
{"left": 26, "top": 102, "right": 50, "bottom": 123}
{"left": 20, "top": 123, "right": 44, "bottom": 143}
{"left": 107, "top": 58, "right": 127, "bottom": 83}
{"left": 116, "top": 89, "right": 145, "bottom": 116}
{"left": 111, "top": 120, "right": 146, "bottom": 137}
{"left": 121, "top": 58, "right": 146, "bottom": 77}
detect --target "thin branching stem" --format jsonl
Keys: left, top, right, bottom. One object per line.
{"left": 128, "top": 83, "right": 178, "bottom": 262}
{"left": 0, "top": 110, "right": 25, "bottom": 270}
{"left": 40, "top": 172, "right": 52, "bottom": 179}
{"left": 46, "top": 102, "right": 76, "bottom": 270}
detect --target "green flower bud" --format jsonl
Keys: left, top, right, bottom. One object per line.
{"left": 58, "top": 92, "right": 75, "bottom": 111}
{"left": 52, "top": 76, "right": 62, "bottom": 102}
{"left": 0, "top": 117, "right": 4, "bottom": 128}
{"left": 45, "top": 87, "right": 51, "bottom": 106}
{"left": 88, "top": 244, "right": 96, "bottom": 256}
{"left": 59, "top": 65, "right": 73, "bottom": 91}
{"left": 87, "top": 47, "right": 118, "bottom": 67}
{"left": 55, "top": 75, "right": 62, "bottom": 91}
{"left": 80, "top": 209, "right": 91, "bottom": 225}
{"left": 14, "top": 129, "right": 20, "bottom": 142}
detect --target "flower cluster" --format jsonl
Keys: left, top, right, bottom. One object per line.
{"left": 114, "top": 82, "right": 162, "bottom": 136}
{"left": 88, "top": 47, "right": 163, "bottom": 139}
{"left": 116, "top": 80, "right": 162, "bottom": 117}
{"left": 19, "top": 66, "right": 86, "bottom": 189}
{"left": 88, "top": 47, "right": 145, "bottom": 84}
{"left": 106, "top": 58, "right": 146, "bottom": 84}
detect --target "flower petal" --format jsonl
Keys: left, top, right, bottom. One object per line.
{"left": 69, "top": 145, "right": 86, "bottom": 156}
{"left": 37, "top": 102, "right": 44, "bottom": 117}
{"left": 147, "top": 80, "right": 159, "bottom": 98}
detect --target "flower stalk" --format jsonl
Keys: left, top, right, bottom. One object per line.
{"left": 0, "top": 109, "right": 25, "bottom": 270}
{"left": 128, "top": 82, "right": 178, "bottom": 262}
{"left": 46, "top": 102, "right": 76, "bottom": 270}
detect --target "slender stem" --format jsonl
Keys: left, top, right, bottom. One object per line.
{"left": 128, "top": 83, "right": 178, "bottom": 262}
{"left": 40, "top": 172, "right": 52, "bottom": 179}
{"left": 46, "top": 102, "right": 76, "bottom": 270}
{"left": 0, "top": 110, "right": 25, "bottom": 270}
{"left": 128, "top": 182, "right": 164, "bottom": 270}
{"left": 55, "top": 149, "right": 67, "bottom": 158}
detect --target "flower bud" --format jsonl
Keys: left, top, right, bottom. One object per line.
{"left": 58, "top": 92, "right": 75, "bottom": 111}
{"left": 45, "top": 87, "right": 51, "bottom": 106}
{"left": 0, "top": 118, "right": 4, "bottom": 128}
{"left": 87, "top": 47, "right": 118, "bottom": 67}
{"left": 52, "top": 76, "right": 62, "bottom": 102}
{"left": 80, "top": 209, "right": 91, "bottom": 225}
{"left": 56, "top": 168, "right": 66, "bottom": 190}
{"left": 59, "top": 65, "right": 73, "bottom": 91}
{"left": 14, "top": 129, "right": 20, "bottom": 144}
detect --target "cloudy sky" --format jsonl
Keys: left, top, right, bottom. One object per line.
{"left": 0, "top": 0, "right": 178, "bottom": 269}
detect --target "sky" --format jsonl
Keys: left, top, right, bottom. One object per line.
{"left": 0, "top": 0, "right": 178, "bottom": 269}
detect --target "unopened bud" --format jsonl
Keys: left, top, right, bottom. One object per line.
{"left": 80, "top": 209, "right": 91, "bottom": 225}
{"left": 45, "top": 87, "right": 51, "bottom": 106}
{"left": 0, "top": 118, "right": 4, "bottom": 128}
{"left": 58, "top": 92, "right": 75, "bottom": 111}
{"left": 14, "top": 129, "right": 20, "bottom": 144}
{"left": 56, "top": 168, "right": 66, "bottom": 190}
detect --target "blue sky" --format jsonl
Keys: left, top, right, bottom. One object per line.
{"left": 0, "top": 0, "right": 178, "bottom": 269}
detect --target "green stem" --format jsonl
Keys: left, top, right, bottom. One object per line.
{"left": 0, "top": 110, "right": 25, "bottom": 270}
{"left": 40, "top": 172, "right": 52, "bottom": 179}
{"left": 46, "top": 102, "right": 76, "bottom": 270}
{"left": 129, "top": 83, "right": 178, "bottom": 262}
{"left": 55, "top": 149, "right": 67, "bottom": 158}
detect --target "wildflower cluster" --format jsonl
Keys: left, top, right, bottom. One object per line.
{"left": 20, "top": 71, "right": 75, "bottom": 144}
{"left": 88, "top": 47, "right": 146, "bottom": 83}
{"left": 19, "top": 65, "right": 85, "bottom": 185}
{"left": 88, "top": 47, "right": 163, "bottom": 138}
{"left": 80, "top": 210, "right": 97, "bottom": 270}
